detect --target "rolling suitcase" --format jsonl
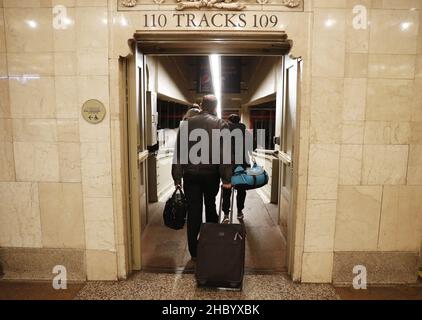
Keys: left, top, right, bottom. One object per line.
{"left": 195, "top": 187, "right": 246, "bottom": 290}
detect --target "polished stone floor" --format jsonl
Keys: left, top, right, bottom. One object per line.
{"left": 75, "top": 273, "right": 338, "bottom": 300}
{"left": 142, "top": 190, "right": 286, "bottom": 273}
{"left": 1, "top": 274, "right": 421, "bottom": 300}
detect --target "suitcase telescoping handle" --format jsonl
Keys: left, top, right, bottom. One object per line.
{"left": 218, "top": 186, "right": 235, "bottom": 224}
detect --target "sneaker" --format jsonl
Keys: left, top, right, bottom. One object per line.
{"left": 237, "top": 211, "right": 244, "bottom": 220}
{"left": 222, "top": 215, "right": 230, "bottom": 224}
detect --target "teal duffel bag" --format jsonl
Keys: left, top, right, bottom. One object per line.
{"left": 231, "top": 162, "right": 269, "bottom": 191}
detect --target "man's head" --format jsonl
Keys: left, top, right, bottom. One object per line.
{"left": 228, "top": 114, "right": 241, "bottom": 124}
{"left": 183, "top": 107, "right": 200, "bottom": 120}
{"left": 201, "top": 95, "right": 218, "bottom": 115}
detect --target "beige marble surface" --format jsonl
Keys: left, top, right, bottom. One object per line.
{"left": 0, "top": 0, "right": 421, "bottom": 284}
{"left": 14, "top": 142, "right": 60, "bottom": 182}
{"left": 408, "top": 145, "right": 422, "bottom": 185}
{"left": 302, "top": 252, "right": 334, "bottom": 283}
{"left": 86, "top": 249, "right": 118, "bottom": 281}
{"left": 0, "top": 141, "right": 14, "bottom": 181}
{"left": 335, "top": 186, "right": 383, "bottom": 251}
{"left": 339, "top": 145, "right": 362, "bottom": 186}
{"left": 379, "top": 186, "right": 422, "bottom": 252}
{"left": 366, "top": 79, "right": 414, "bottom": 122}
{"left": 308, "top": 144, "right": 340, "bottom": 200}
{"left": 9, "top": 77, "right": 56, "bottom": 119}
{"left": 304, "top": 200, "right": 337, "bottom": 252}
{"left": 361, "top": 145, "right": 409, "bottom": 185}
{"left": 369, "top": 10, "right": 419, "bottom": 55}
{"left": 310, "top": 78, "right": 344, "bottom": 144}
{"left": 0, "top": 182, "right": 42, "bottom": 248}
{"left": 83, "top": 197, "right": 115, "bottom": 251}
{"left": 38, "top": 182, "right": 85, "bottom": 248}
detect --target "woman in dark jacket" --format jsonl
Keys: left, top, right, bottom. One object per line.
{"left": 222, "top": 114, "right": 251, "bottom": 222}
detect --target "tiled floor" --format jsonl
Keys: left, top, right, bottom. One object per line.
{"left": 142, "top": 190, "right": 287, "bottom": 273}
{"left": 1, "top": 275, "right": 421, "bottom": 300}
{"left": 74, "top": 273, "right": 339, "bottom": 300}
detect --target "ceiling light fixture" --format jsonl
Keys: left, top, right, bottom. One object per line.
{"left": 209, "top": 54, "right": 222, "bottom": 118}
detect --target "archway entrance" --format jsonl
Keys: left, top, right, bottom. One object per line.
{"left": 121, "top": 31, "right": 302, "bottom": 279}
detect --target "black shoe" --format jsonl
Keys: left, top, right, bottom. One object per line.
{"left": 237, "top": 211, "right": 244, "bottom": 220}
{"left": 222, "top": 215, "right": 230, "bottom": 224}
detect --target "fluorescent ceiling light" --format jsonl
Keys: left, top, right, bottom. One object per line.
{"left": 209, "top": 54, "right": 222, "bottom": 118}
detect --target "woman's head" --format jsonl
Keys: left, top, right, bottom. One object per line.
{"left": 228, "top": 114, "right": 241, "bottom": 124}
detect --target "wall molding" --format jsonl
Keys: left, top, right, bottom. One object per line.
{"left": 118, "top": 0, "right": 304, "bottom": 11}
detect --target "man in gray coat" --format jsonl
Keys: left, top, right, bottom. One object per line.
{"left": 172, "top": 95, "right": 232, "bottom": 260}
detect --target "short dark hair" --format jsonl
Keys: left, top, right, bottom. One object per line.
{"left": 183, "top": 108, "right": 200, "bottom": 120}
{"left": 228, "top": 114, "right": 241, "bottom": 124}
{"left": 201, "top": 95, "right": 218, "bottom": 113}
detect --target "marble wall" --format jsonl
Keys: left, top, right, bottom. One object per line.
{"left": 0, "top": 0, "right": 421, "bottom": 284}
{"left": 301, "top": 0, "right": 422, "bottom": 284}
{"left": 0, "top": 0, "right": 117, "bottom": 281}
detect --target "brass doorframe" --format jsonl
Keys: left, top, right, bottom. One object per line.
{"left": 125, "top": 31, "right": 302, "bottom": 278}
{"left": 134, "top": 31, "right": 293, "bottom": 56}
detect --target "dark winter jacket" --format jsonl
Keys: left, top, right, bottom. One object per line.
{"left": 172, "top": 111, "right": 233, "bottom": 185}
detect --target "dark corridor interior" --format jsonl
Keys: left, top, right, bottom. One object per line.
{"left": 143, "top": 55, "right": 287, "bottom": 273}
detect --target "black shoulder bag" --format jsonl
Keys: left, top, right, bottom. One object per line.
{"left": 163, "top": 186, "right": 188, "bottom": 230}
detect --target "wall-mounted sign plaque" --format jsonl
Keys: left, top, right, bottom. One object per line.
{"left": 82, "top": 100, "right": 107, "bottom": 124}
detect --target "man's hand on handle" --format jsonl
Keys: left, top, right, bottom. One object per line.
{"left": 222, "top": 183, "right": 232, "bottom": 190}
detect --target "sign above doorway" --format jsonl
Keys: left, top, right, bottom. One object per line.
{"left": 119, "top": 0, "right": 303, "bottom": 11}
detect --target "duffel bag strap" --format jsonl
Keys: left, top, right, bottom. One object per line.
{"left": 248, "top": 151, "right": 257, "bottom": 165}
{"left": 176, "top": 185, "right": 185, "bottom": 197}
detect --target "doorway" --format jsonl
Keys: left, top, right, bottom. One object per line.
{"left": 121, "top": 32, "right": 302, "bottom": 277}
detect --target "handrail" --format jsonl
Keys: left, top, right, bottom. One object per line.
{"left": 255, "top": 149, "right": 277, "bottom": 156}
{"left": 278, "top": 151, "right": 292, "bottom": 166}
{"left": 138, "top": 150, "right": 149, "bottom": 163}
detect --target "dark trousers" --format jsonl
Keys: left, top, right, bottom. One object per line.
{"left": 222, "top": 188, "right": 246, "bottom": 215}
{"left": 183, "top": 174, "right": 220, "bottom": 258}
